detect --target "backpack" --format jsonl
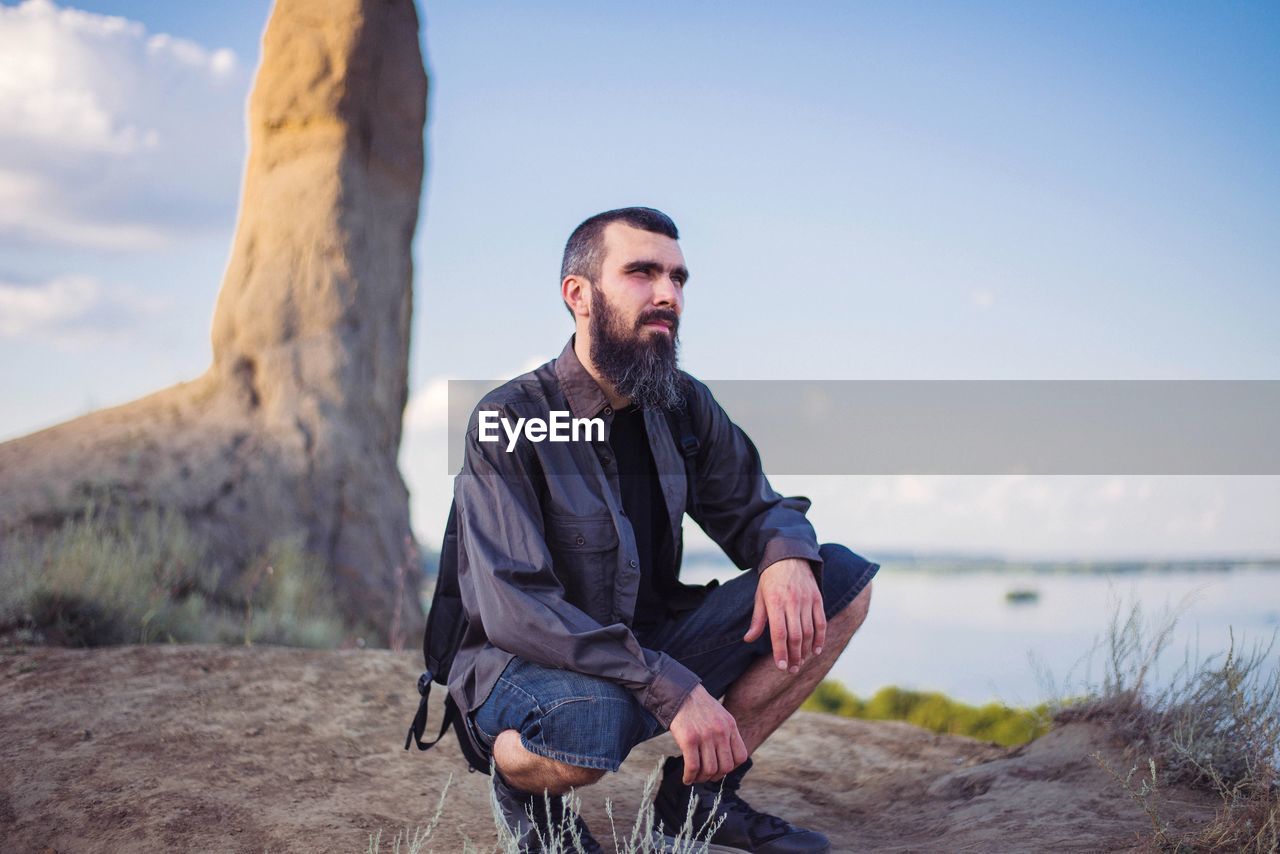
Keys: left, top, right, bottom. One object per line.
{"left": 404, "top": 384, "right": 702, "bottom": 771}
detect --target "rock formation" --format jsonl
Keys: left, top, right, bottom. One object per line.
{"left": 0, "top": 0, "right": 429, "bottom": 640}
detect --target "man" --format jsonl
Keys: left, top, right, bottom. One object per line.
{"left": 449, "top": 207, "right": 878, "bottom": 853}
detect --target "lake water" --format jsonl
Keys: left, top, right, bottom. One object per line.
{"left": 679, "top": 560, "right": 1280, "bottom": 707}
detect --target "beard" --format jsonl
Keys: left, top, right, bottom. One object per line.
{"left": 588, "top": 283, "right": 686, "bottom": 411}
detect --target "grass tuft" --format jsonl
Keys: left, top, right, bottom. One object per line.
{"left": 1051, "top": 596, "right": 1279, "bottom": 852}
{"left": 0, "top": 493, "right": 345, "bottom": 648}
{"left": 367, "top": 756, "right": 726, "bottom": 853}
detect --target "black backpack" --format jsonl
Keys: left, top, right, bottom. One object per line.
{"left": 404, "top": 389, "right": 703, "bottom": 772}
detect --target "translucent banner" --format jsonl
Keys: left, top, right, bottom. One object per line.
{"left": 445, "top": 380, "right": 1280, "bottom": 475}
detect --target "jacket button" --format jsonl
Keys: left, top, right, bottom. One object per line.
{"left": 629, "top": 559, "right": 638, "bottom": 568}
{"left": 601, "top": 455, "right": 612, "bottom": 466}
{"left": 575, "top": 535, "right": 585, "bottom": 545}
{"left": 603, "top": 406, "right": 613, "bottom": 415}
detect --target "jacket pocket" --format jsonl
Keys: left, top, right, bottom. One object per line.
{"left": 546, "top": 512, "right": 618, "bottom": 622}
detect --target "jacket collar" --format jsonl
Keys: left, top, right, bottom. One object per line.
{"left": 554, "top": 333, "right": 613, "bottom": 420}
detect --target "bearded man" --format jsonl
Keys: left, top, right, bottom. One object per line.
{"left": 448, "top": 207, "right": 878, "bottom": 853}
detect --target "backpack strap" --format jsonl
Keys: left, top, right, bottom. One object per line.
{"left": 423, "top": 503, "right": 466, "bottom": 683}
{"left": 665, "top": 377, "right": 702, "bottom": 520}
{"left": 404, "top": 670, "right": 453, "bottom": 751}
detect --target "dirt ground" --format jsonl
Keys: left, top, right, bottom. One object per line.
{"left": 0, "top": 645, "right": 1219, "bottom": 853}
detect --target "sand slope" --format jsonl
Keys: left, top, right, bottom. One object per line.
{"left": 0, "top": 645, "right": 1216, "bottom": 852}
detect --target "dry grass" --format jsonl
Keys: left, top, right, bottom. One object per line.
{"left": 0, "top": 493, "right": 345, "bottom": 649}
{"left": 366, "top": 757, "right": 725, "bottom": 853}
{"left": 1051, "top": 596, "right": 1279, "bottom": 852}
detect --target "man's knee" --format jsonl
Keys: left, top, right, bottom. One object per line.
{"left": 534, "top": 684, "right": 657, "bottom": 765}
{"left": 841, "top": 578, "right": 872, "bottom": 626}
{"left": 487, "top": 661, "right": 658, "bottom": 782}
{"left": 817, "top": 542, "right": 876, "bottom": 629}
{"left": 494, "top": 730, "right": 607, "bottom": 794}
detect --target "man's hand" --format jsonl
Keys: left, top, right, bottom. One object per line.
{"left": 743, "top": 557, "right": 826, "bottom": 674}
{"left": 668, "top": 684, "right": 749, "bottom": 785}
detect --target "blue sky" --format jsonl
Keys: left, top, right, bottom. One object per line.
{"left": 2, "top": 0, "right": 1278, "bottom": 557}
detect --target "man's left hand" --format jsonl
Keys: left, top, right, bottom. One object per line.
{"left": 743, "top": 557, "right": 826, "bottom": 674}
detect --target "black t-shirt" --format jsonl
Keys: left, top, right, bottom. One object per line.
{"left": 608, "top": 404, "right": 680, "bottom": 630}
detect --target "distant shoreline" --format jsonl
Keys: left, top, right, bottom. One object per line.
{"left": 680, "top": 552, "right": 1280, "bottom": 575}
{"left": 417, "top": 549, "right": 1280, "bottom": 580}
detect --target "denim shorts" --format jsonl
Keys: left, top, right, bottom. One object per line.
{"left": 467, "top": 542, "right": 878, "bottom": 772}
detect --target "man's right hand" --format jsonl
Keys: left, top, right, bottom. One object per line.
{"left": 668, "top": 684, "right": 749, "bottom": 785}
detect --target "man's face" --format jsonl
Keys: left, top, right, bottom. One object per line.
{"left": 587, "top": 222, "right": 689, "bottom": 410}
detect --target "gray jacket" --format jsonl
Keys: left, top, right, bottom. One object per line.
{"left": 447, "top": 333, "right": 823, "bottom": 733}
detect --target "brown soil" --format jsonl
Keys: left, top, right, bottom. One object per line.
{"left": 0, "top": 645, "right": 1219, "bottom": 852}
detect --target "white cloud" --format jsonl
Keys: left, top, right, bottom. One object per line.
{"left": 0, "top": 0, "right": 147, "bottom": 153}
{"left": 0, "top": 0, "right": 248, "bottom": 249}
{"left": 0, "top": 273, "right": 164, "bottom": 346}
{"left": 404, "top": 356, "right": 553, "bottom": 432}
{"left": 404, "top": 376, "right": 451, "bottom": 431}
{"left": 146, "top": 33, "right": 237, "bottom": 78}
{"left": 0, "top": 168, "right": 165, "bottom": 249}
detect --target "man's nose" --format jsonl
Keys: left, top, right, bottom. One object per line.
{"left": 652, "top": 274, "right": 682, "bottom": 310}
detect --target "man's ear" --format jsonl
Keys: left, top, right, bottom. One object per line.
{"left": 562, "top": 275, "right": 590, "bottom": 317}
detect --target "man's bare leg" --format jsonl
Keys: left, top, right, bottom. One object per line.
{"left": 492, "top": 730, "right": 607, "bottom": 795}
{"left": 723, "top": 582, "right": 873, "bottom": 754}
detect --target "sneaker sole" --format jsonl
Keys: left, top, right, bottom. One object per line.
{"left": 655, "top": 834, "right": 753, "bottom": 853}
{"left": 658, "top": 833, "right": 831, "bottom": 853}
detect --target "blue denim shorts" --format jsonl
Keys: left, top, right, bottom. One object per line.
{"left": 467, "top": 542, "right": 878, "bottom": 772}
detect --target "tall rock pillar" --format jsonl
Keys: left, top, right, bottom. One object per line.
{"left": 0, "top": 0, "right": 430, "bottom": 640}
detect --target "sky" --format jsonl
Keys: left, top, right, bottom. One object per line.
{"left": 1, "top": 0, "right": 1278, "bottom": 559}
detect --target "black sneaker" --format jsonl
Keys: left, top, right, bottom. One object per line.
{"left": 652, "top": 756, "right": 830, "bottom": 853}
{"left": 490, "top": 768, "right": 604, "bottom": 853}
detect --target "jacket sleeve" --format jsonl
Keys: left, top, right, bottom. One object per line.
{"left": 684, "top": 377, "right": 825, "bottom": 585}
{"left": 454, "top": 403, "right": 701, "bottom": 729}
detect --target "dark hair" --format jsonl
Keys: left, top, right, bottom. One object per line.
{"left": 560, "top": 207, "right": 679, "bottom": 318}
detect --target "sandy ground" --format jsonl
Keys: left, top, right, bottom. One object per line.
{"left": 0, "top": 645, "right": 1219, "bottom": 853}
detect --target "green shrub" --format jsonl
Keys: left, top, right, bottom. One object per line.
{"left": 801, "top": 680, "right": 1051, "bottom": 747}
{"left": 0, "top": 497, "right": 207, "bottom": 645}
{"left": 0, "top": 495, "right": 344, "bottom": 649}
{"left": 804, "top": 679, "right": 865, "bottom": 717}
{"left": 238, "top": 534, "right": 346, "bottom": 647}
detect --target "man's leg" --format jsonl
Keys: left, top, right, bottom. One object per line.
{"left": 643, "top": 540, "right": 879, "bottom": 744}
{"left": 646, "top": 542, "right": 879, "bottom": 853}
{"left": 470, "top": 658, "right": 663, "bottom": 851}
{"left": 487, "top": 736, "right": 607, "bottom": 853}
{"left": 492, "top": 731, "right": 606, "bottom": 795}
{"left": 724, "top": 580, "right": 872, "bottom": 753}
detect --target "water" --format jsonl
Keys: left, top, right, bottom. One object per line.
{"left": 680, "top": 560, "right": 1280, "bottom": 707}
